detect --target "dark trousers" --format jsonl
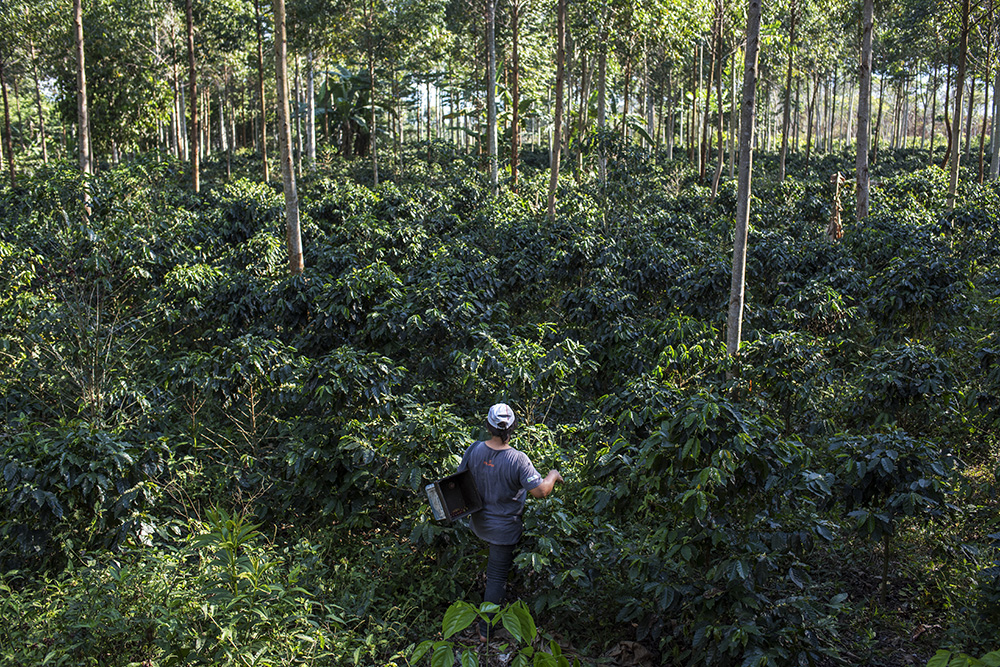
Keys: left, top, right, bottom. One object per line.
{"left": 480, "top": 542, "right": 515, "bottom": 638}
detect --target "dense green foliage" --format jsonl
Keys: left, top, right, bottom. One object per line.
{"left": 1, "top": 145, "right": 999, "bottom": 665}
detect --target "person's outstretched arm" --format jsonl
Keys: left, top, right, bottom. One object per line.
{"left": 529, "top": 470, "right": 564, "bottom": 498}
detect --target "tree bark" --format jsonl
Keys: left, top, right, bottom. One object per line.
{"left": 710, "top": 0, "right": 725, "bottom": 200}
{"left": 964, "top": 73, "right": 975, "bottom": 161}
{"left": 805, "top": 72, "right": 819, "bottom": 165}
{"left": 856, "top": 0, "right": 873, "bottom": 221}
{"left": 186, "top": 0, "right": 199, "bottom": 193}
{"left": 0, "top": 57, "right": 14, "bottom": 187}
{"left": 307, "top": 51, "right": 316, "bottom": 164}
{"left": 727, "top": 0, "right": 761, "bottom": 359}
{"left": 486, "top": 0, "right": 498, "bottom": 195}
{"left": 598, "top": 46, "right": 607, "bottom": 187}
{"left": 274, "top": 0, "right": 303, "bottom": 274}
{"left": 511, "top": 0, "right": 521, "bottom": 190}
{"left": 255, "top": 0, "right": 269, "bottom": 182}
{"left": 366, "top": 0, "right": 378, "bottom": 186}
{"left": 948, "top": 0, "right": 970, "bottom": 211}
{"left": 992, "top": 54, "right": 1000, "bottom": 180}
{"left": 73, "top": 0, "right": 91, "bottom": 177}
{"left": 29, "top": 40, "right": 48, "bottom": 164}
{"left": 779, "top": 0, "right": 797, "bottom": 181}
{"left": 547, "top": 0, "right": 566, "bottom": 220}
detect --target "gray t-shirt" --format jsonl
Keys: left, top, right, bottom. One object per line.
{"left": 457, "top": 441, "right": 543, "bottom": 546}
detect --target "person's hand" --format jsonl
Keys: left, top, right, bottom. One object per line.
{"left": 548, "top": 470, "right": 564, "bottom": 484}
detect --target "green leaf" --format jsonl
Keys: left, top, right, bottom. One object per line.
{"left": 461, "top": 648, "right": 478, "bottom": 667}
{"left": 442, "top": 601, "right": 477, "bottom": 639}
{"left": 431, "top": 644, "right": 455, "bottom": 667}
{"left": 926, "top": 651, "right": 954, "bottom": 667}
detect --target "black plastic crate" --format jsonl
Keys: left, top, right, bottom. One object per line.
{"left": 425, "top": 470, "right": 482, "bottom": 523}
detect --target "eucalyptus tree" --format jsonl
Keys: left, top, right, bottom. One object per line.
{"left": 947, "top": 0, "right": 970, "bottom": 210}
{"left": 486, "top": 0, "right": 498, "bottom": 194}
{"left": 274, "top": 0, "right": 303, "bottom": 273}
{"left": 856, "top": 0, "right": 873, "bottom": 220}
{"left": 727, "top": 0, "right": 761, "bottom": 359}
{"left": 72, "top": 0, "right": 91, "bottom": 176}
{"left": 0, "top": 42, "right": 13, "bottom": 186}
{"left": 185, "top": 0, "right": 200, "bottom": 190}
{"left": 777, "top": 0, "right": 798, "bottom": 181}
{"left": 546, "top": 0, "right": 566, "bottom": 220}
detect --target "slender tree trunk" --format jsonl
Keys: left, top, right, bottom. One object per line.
{"left": 307, "top": 50, "right": 316, "bottom": 164}
{"left": 856, "top": 0, "right": 873, "bottom": 221}
{"left": 74, "top": 0, "right": 91, "bottom": 177}
{"left": 511, "top": 0, "right": 521, "bottom": 190}
{"left": 948, "top": 0, "right": 970, "bottom": 210}
{"left": 225, "top": 65, "right": 232, "bottom": 178}
{"left": 729, "top": 48, "right": 738, "bottom": 179}
{"left": 29, "top": 40, "right": 48, "bottom": 164}
{"left": 979, "top": 74, "right": 990, "bottom": 183}
{"left": 779, "top": 0, "right": 797, "bottom": 181}
{"left": 929, "top": 63, "right": 939, "bottom": 163}
{"left": 805, "top": 72, "right": 819, "bottom": 165}
{"left": 186, "top": 0, "right": 199, "bottom": 193}
{"left": 255, "top": 0, "right": 269, "bottom": 182}
{"left": 0, "top": 58, "right": 14, "bottom": 187}
{"left": 872, "top": 74, "right": 885, "bottom": 165}
{"left": 366, "top": 0, "right": 378, "bottom": 186}
{"left": 547, "top": 0, "right": 566, "bottom": 220}
{"left": 274, "top": 0, "right": 303, "bottom": 273}
{"left": 964, "top": 73, "right": 976, "bottom": 161}
{"left": 711, "top": 0, "right": 725, "bottom": 199}
{"left": 598, "top": 43, "right": 607, "bottom": 187}
{"left": 728, "top": 0, "right": 761, "bottom": 359}
{"left": 576, "top": 51, "right": 591, "bottom": 182}
{"left": 942, "top": 55, "right": 953, "bottom": 169}
{"left": 992, "top": 55, "right": 1000, "bottom": 180}
{"left": 486, "top": 0, "right": 498, "bottom": 195}
{"left": 702, "top": 27, "right": 717, "bottom": 183}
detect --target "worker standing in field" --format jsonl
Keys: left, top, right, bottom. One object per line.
{"left": 457, "top": 403, "right": 563, "bottom": 642}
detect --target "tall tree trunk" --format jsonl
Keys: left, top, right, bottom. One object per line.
{"left": 73, "top": 0, "right": 91, "bottom": 177}
{"left": 486, "top": 0, "right": 498, "bottom": 195}
{"left": 992, "top": 52, "right": 1000, "bottom": 180}
{"left": 255, "top": 0, "right": 269, "bottom": 182}
{"left": 710, "top": 0, "right": 725, "bottom": 200}
{"left": 274, "top": 0, "right": 303, "bottom": 274}
{"left": 856, "top": 0, "right": 873, "bottom": 221}
{"left": 547, "top": 0, "right": 566, "bottom": 220}
{"left": 0, "top": 57, "right": 14, "bottom": 187}
{"left": 29, "top": 40, "right": 48, "bottom": 164}
{"left": 929, "top": 63, "right": 939, "bottom": 162}
{"left": 948, "top": 0, "right": 970, "bottom": 210}
{"left": 872, "top": 74, "right": 886, "bottom": 164}
{"left": 779, "top": 0, "right": 797, "bottom": 181}
{"left": 186, "top": 0, "right": 199, "bottom": 193}
{"left": 979, "top": 72, "right": 990, "bottom": 183}
{"left": 702, "top": 27, "right": 717, "bottom": 183}
{"left": 510, "top": 0, "right": 521, "bottom": 192}
{"left": 729, "top": 48, "right": 738, "bottom": 179}
{"left": 576, "top": 51, "right": 590, "bottom": 182}
{"left": 598, "top": 46, "right": 607, "bottom": 187}
{"left": 805, "top": 72, "right": 819, "bottom": 165}
{"left": 964, "top": 73, "right": 976, "bottom": 161}
{"left": 366, "top": 0, "right": 378, "bottom": 187}
{"left": 942, "top": 55, "right": 953, "bottom": 169}
{"left": 307, "top": 50, "right": 316, "bottom": 164}
{"left": 728, "top": 0, "right": 761, "bottom": 359}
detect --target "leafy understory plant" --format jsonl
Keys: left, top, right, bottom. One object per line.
{"left": 412, "top": 600, "right": 581, "bottom": 667}
{"left": 925, "top": 648, "right": 1000, "bottom": 667}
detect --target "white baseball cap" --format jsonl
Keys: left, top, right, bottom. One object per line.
{"left": 487, "top": 403, "right": 516, "bottom": 430}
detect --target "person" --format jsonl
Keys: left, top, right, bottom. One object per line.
{"left": 457, "top": 403, "right": 563, "bottom": 642}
